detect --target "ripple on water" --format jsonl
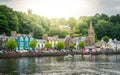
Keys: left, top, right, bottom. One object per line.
{"left": 0, "top": 55, "right": 120, "bottom": 74}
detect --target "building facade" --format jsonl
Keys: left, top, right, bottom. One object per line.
{"left": 11, "top": 31, "right": 34, "bottom": 51}
{"left": 0, "top": 33, "right": 8, "bottom": 50}
{"left": 36, "top": 39, "right": 46, "bottom": 49}
{"left": 95, "top": 39, "right": 110, "bottom": 50}
{"left": 16, "top": 34, "right": 33, "bottom": 51}
{"left": 108, "top": 39, "right": 120, "bottom": 51}
{"left": 47, "top": 35, "right": 58, "bottom": 49}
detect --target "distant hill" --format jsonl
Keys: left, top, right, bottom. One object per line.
{"left": 0, "top": 5, "right": 120, "bottom": 40}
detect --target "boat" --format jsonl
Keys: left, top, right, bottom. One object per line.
{"left": 64, "top": 54, "right": 73, "bottom": 60}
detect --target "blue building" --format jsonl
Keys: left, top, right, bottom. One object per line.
{"left": 16, "top": 34, "right": 33, "bottom": 51}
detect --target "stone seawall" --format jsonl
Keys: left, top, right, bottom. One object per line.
{"left": 0, "top": 51, "right": 120, "bottom": 58}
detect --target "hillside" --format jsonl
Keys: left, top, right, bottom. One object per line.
{"left": 0, "top": 5, "right": 120, "bottom": 40}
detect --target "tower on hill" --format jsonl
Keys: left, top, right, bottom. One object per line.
{"left": 27, "top": 9, "right": 32, "bottom": 15}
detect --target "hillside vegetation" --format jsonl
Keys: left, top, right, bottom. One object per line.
{"left": 0, "top": 5, "right": 120, "bottom": 40}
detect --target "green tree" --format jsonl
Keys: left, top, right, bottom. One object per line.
{"left": 44, "top": 42, "right": 52, "bottom": 50}
{"left": 112, "top": 24, "right": 120, "bottom": 40}
{"left": 48, "top": 27, "right": 60, "bottom": 36}
{"left": 5, "top": 39, "right": 17, "bottom": 50}
{"left": 99, "top": 14, "right": 109, "bottom": 21}
{"left": 67, "top": 17, "right": 77, "bottom": 30}
{"left": 77, "top": 21, "right": 88, "bottom": 35}
{"left": 59, "top": 30, "right": 69, "bottom": 38}
{"left": 28, "top": 40, "right": 37, "bottom": 50}
{"left": 58, "top": 18, "right": 67, "bottom": 25}
{"left": 94, "top": 20, "right": 113, "bottom": 40}
{"left": 56, "top": 42, "right": 64, "bottom": 50}
{"left": 78, "top": 41, "right": 86, "bottom": 49}
{"left": 110, "top": 14, "right": 120, "bottom": 24}
{"left": 33, "top": 25, "right": 45, "bottom": 39}
{"left": 1, "top": 5, "right": 120, "bottom": 40}
{"left": 103, "top": 36, "right": 109, "bottom": 43}
{"left": 0, "top": 5, "right": 19, "bottom": 35}
{"left": 69, "top": 43, "right": 74, "bottom": 50}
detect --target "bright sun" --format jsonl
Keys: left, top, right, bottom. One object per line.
{"left": 26, "top": 0, "right": 89, "bottom": 19}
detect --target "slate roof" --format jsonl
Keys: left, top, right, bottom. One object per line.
{"left": 95, "top": 41, "right": 107, "bottom": 46}
{"left": 112, "top": 41, "right": 120, "bottom": 44}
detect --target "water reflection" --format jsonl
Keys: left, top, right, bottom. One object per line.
{"left": 0, "top": 55, "right": 120, "bottom": 74}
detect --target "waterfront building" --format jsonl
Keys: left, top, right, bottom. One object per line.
{"left": 11, "top": 31, "right": 34, "bottom": 51}
{"left": 72, "top": 37, "right": 86, "bottom": 49}
{"left": 36, "top": 39, "right": 46, "bottom": 49}
{"left": 47, "top": 35, "right": 58, "bottom": 49}
{"left": 72, "top": 37, "right": 80, "bottom": 49}
{"left": 95, "top": 39, "right": 110, "bottom": 50}
{"left": 0, "top": 33, "right": 8, "bottom": 50}
{"left": 108, "top": 39, "right": 120, "bottom": 51}
{"left": 16, "top": 34, "right": 33, "bottom": 51}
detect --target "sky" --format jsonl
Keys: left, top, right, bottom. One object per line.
{"left": 0, "top": 0, "right": 120, "bottom": 19}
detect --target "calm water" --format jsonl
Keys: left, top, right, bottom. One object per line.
{"left": 0, "top": 55, "right": 120, "bottom": 75}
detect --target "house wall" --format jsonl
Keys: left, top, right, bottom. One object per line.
{"left": 16, "top": 35, "right": 33, "bottom": 51}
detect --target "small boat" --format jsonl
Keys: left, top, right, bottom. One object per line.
{"left": 64, "top": 54, "right": 73, "bottom": 59}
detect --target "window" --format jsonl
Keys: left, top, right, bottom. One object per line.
{"left": 26, "top": 42, "right": 28, "bottom": 46}
{"left": 20, "top": 36, "right": 24, "bottom": 41}
{"left": 25, "top": 37, "right": 29, "bottom": 41}
{"left": 20, "top": 42, "right": 23, "bottom": 47}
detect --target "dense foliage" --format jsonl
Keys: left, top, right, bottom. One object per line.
{"left": 28, "top": 40, "right": 37, "bottom": 50}
{"left": 0, "top": 5, "right": 120, "bottom": 40}
{"left": 44, "top": 42, "right": 52, "bottom": 50}
{"left": 5, "top": 39, "right": 17, "bottom": 50}
{"left": 69, "top": 43, "right": 74, "bottom": 49}
{"left": 56, "top": 42, "right": 65, "bottom": 50}
{"left": 78, "top": 41, "right": 86, "bottom": 49}
{"left": 102, "top": 36, "right": 109, "bottom": 43}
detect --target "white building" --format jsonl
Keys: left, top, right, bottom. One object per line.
{"left": 108, "top": 39, "right": 120, "bottom": 51}
{"left": 95, "top": 39, "right": 111, "bottom": 50}
{"left": 72, "top": 37, "right": 86, "bottom": 49}
{"left": 36, "top": 39, "right": 47, "bottom": 49}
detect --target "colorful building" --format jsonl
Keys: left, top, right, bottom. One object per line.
{"left": 11, "top": 31, "right": 34, "bottom": 51}
{"left": 16, "top": 34, "right": 33, "bottom": 51}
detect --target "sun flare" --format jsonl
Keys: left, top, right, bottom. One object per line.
{"left": 26, "top": 0, "right": 89, "bottom": 19}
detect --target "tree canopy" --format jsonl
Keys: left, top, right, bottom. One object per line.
{"left": 69, "top": 43, "right": 74, "bottom": 49}
{"left": 5, "top": 39, "right": 17, "bottom": 50}
{"left": 44, "top": 42, "right": 52, "bottom": 50}
{"left": 78, "top": 41, "right": 86, "bottom": 49}
{"left": 0, "top": 5, "right": 120, "bottom": 40}
{"left": 28, "top": 40, "right": 37, "bottom": 50}
{"left": 56, "top": 42, "right": 65, "bottom": 50}
{"left": 102, "top": 36, "right": 109, "bottom": 43}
